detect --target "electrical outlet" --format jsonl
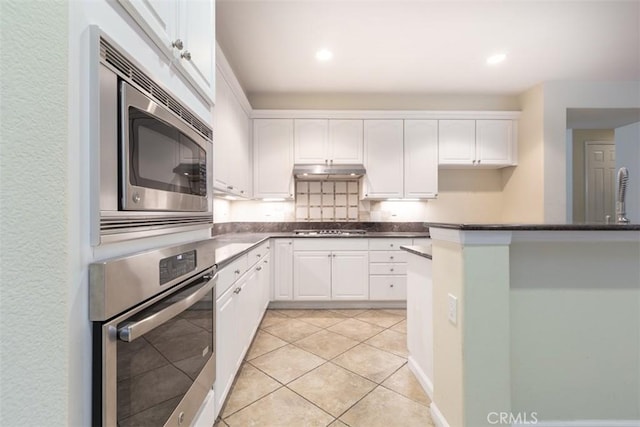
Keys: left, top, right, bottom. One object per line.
{"left": 448, "top": 293, "right": 458, "bottom": 325}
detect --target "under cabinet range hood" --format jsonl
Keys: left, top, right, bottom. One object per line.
{"left": 293, "top": 164, "right": 366, "bottom": 180}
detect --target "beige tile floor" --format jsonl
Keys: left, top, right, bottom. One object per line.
{"left": 215, "top": 309, "right": 435, "bottom": 427}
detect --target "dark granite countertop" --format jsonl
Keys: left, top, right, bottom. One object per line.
{"left": 425, "top": 222, "right": 640, "bottom": 231}
{"left": 211, "top": 231, "right": 430, "bottom": 268}
{"left": 400, "top": 245, "right": 432, "bottom": 259}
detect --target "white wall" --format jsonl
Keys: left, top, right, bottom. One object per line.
{"left": 0, "top": 1, "right": 69, "bottom": 425}
{"left": 615, "top": 122, "right": 640, "bottom": 223}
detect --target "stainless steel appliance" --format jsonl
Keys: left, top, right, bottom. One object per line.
{"left": 92, "top": 28, "right": 213, "bottom": 244}
{"left": 90, "top": 240, "right": 217, "bottom": 427}
{"left": 293, "top": 229, "right": 368, "bottom": 235}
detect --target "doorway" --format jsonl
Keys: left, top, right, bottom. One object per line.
{"left": 584, "top": 141, "right": 616, "bottom": 223}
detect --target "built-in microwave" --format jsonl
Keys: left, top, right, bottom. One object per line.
{"left": 93, "top": 29, "right": 213, "bottom": 244}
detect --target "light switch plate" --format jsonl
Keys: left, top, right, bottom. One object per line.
{"left": 448, "top": 293, "right": 458, "bottom": 325}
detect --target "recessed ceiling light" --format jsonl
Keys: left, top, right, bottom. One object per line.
{"left": 486, "top": 53, "right": 507, "bottom": 65}
{"left": 315, "top": 49, "right": 333, "bottom": 61}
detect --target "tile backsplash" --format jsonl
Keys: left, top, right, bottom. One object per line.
{"left": 295, "top": 180, "right": 360, "bottom": 221}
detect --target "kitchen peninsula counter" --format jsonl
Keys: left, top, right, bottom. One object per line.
{"left": 424, "top": 223, "right": 640, "bottom": 427}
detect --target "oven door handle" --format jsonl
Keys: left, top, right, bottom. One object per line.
{"left": 117, "top": 271, "right": 217, "bottom": 342}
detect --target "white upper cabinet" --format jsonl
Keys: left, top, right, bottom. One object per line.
{"left": 438, "top": 120, "right": 476, "bottom": 165}
{"left": 117, "top": 0, "right": 215, "bottom": 105}
{"left": 214, "top": 69, "right": 251, "bottom": 197}
{"left": 253, "top": 119, "right": 294, "bottom": 199}
{"left": 363, "top": 120, "right": 404, "bottom": 199}
{"left": 294, "top": 119, "right": 363, "bottom": 165}
{"left": 294, "top": 119, "right": 329, "bottom": 164}
{"left": 329, "top": 120, "right": 364, "bottom": 164}
{"left": 439, "top": 119, "right": 517, "bottom": 168}
{"left": 404, "top": 120, "right": 438, "bottom": 199}
{"left": 475, "top": 120, "right": 515, "bottom": 166}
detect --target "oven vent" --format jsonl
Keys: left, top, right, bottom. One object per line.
{"left": 100, "top": 37, "right": 213, "bottom": 141}
{"left": 101, "top": 215, "right": 213, "bottom": 232}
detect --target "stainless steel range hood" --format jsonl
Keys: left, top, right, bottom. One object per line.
{"left": 293, "top": 164, "right": 366, "bottom": 180}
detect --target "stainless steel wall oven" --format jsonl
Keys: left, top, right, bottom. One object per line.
{"left": 90, "top": 240, "right": 217, "bottom": 427}
{"left": 91, "top": 28, "right": 213, "bottom": 244}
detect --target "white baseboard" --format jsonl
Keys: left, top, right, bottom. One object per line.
{"left": 513, "top": 420, "right": 640, "bottom": 427}
{"left": 192, "top": 389, "right": 216, "bottom": 427}
{"left": 430, "top": 402, "right": 451, "bottom": 427}
{"left": 407, "top": 356, "right": 434, "bottom": 400}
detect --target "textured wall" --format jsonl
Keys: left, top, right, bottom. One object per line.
{"left": 0, "top": 1, "right": 69, "bottom": 425}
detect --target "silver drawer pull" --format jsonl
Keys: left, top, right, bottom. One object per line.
{"left": 233, "top": 287, "right": 242, "bottom": 294}
{"left": 390, "top": 268, "right": 394, "bottom": 272}
{"left": 257, "top": 266, "right": 262, "bottom": 271}
{"left": 256, "top": 253, "right": 261, "bottom": 257}
{"left": 390, "top": 284, "right": 394, "bottom": 288}
{"left": 234, "top": 269, "right": 240, "bottom": 275}
{"left": 390, "top": 256, "right": 394, "bottom": 260}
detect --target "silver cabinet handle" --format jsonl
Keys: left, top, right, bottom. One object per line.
{"left": 390, "top": 256, "right": 394, "bottom": 260}
{"left": 233, "top": 287, "right": 242, "bottom": 294}
{"left": 172, "top": 39, "right": 184, "bottom": 50}
{"left": 390, "top": 284, "right": 394, "bottom": 288}
{"left": 390, "top": 268, "right": 394, "bottom": 272}
{"left": 257, "top": 266, "right": 262, "bottom": 271}
{"left": 181, "top": 50, "right": 192, "bottom": 61}
{"left": 477, "top": 159, "right": 481, "bottom": 164}
{"left": 472, "top": 160, "right": 477, "bottom": 164}
{"left": 288, "top": 242, "right": 292, "bottom": 245}
{"left": 264, "top": 260, "right": 269, "bottom": 264}
{"left": 328, "top": 254, "right": 331, "bottom": 257}
{"left": 256, "top": 253, "right": 261, "bottom": 257}
{"left": 332, "top": 254, "right": 336, "bottom": 257}
{"left": 390, "top": 244, "right": 394, "bottom": 247}
{"left": 234, "top": 269, "right": 240, "bottom": 275}
{"left": 118, "top": 271, "right": 217, "bottom": 342}
{"left": 227, "top": 185, "right": 233, "bottom": 190}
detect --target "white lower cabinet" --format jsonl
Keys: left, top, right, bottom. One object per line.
{"left": 214, "top": 250, "right": 270, "bottom": 417}
{"left": 331, "top": 251, "right": 369, "bottom": 300}
{"left": 292, "top": 239, "right": 369, "bottom": 301}
{"left": 273, "top": 239, "right": 294, "bottom": 300}
{"left": 369, "top": 238, "right": 413, "bottom": 301}
{"left": 293, "top": 251, "right": 332, "bottom": 300}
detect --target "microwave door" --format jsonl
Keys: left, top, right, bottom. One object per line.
{"left": 120, "top": 82, "right": 208, "bottom": 212}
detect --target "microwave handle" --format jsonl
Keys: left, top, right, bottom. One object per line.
{"left": 118, "top": 271, "right": 217, "bottom": 342}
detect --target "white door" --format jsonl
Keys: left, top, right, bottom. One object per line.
{"left": 273, "top": 240, "right": 293, "bottom": 300}
{"left": 253, "top": 119, "right": 294, "bottom": 198}
{"left": 294, "top": 119, "right": 329, "bottom": 164}
{"left": 363, "top": 120, "right": 404, "bottom": 198}
{"left": 259, "top": 255, "right": 271, "bottom": 310}
{"left": 438, "top": 120, "right": 476, "bottom": 165}
{"left": 214, "top": 284, "right": 239, "bottom": 412}
{"left": 585, "top": 142, "right": 616, "bottom": 223}
{"left": 476, "top": 120, "right": 513, "bottom": 166}
{"left": 293, "top": 251, "right": 331, "bottom": 300}
{"left": 331, "top": 251, "right": 369, "bottom": 300}
{"left": 213, "top": 69, "right": 231, "bottom": 190}
{"left": 178, "top": 0, "right": 215, "bottom": 101}
{"left": 404, "top": 120, "right": 438, "bottom": 198}
{"left": 329, "top": 120, "right": 364, "bottom": 164}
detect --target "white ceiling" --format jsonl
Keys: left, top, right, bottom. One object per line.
{"left": 216, "top": 0, "right": 640, "bottom": 98}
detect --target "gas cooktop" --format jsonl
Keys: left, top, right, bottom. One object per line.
{"left": 293, "top": 229, "right": 368, "bottom": 236}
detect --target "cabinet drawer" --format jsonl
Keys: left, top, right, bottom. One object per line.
{"left": 369, "top": 251, "right": 409, "bottom": 263}
{"left": 248, "top": 242, "right": 270, "bottom": 266}
{"left": 369, "top": 238, "right": 413, "bottom": 250}
{"left": 369, "top": 263, "right": 407, "bottom": 275}
{"left": 370, "top": 276, "right": 407, "bottom": 300}
{"left": 216, "top": 255, "right": 248, "bottom": 298}
{"left": 293, "top": 238, "right": 369, "bottom": 251}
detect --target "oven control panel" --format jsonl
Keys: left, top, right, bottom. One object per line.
{"left": 159, "top": 250, "right": 197, "bottom": 285}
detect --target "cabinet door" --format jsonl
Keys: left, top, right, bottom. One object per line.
{"left": 117, "top": 1, "right": 177, "bottom": 57}
{"left": 215, "top": 284, "right": 240, "bottom": 411}
{"left": 227, "top": 86, "right": 251, "bottom": 196}
{"left": 213, "top": 68, "right": 231, "bottom": 190}
{"left": 253, "top": 119, "right": 294, "bottom": 199}
{"left": 294, "top": 119, "right": 329, "bottom": 164}
{"left": 178, "top": 0, "right": 215, "bottom": 102}
{"left": 475, "top": 120, "right": 514, "bottom": 166}
{"left": 363, "top": 120, "right": 404, "bottom": 198}
{"left": 331, "top": 251, "right": 369, "bottom": 300}
{"left": 273, "top": 239, "right": 294, "bottom": 300}
{"left": 293, "top": 251, "right": 331, "bottom": 300}
{"left": 240, "top": 268, "right": 261, "bottom": 347}
{"left": 438, "top": 120, "right": 476, "bottom": 165}
{"left": 404, "top": 120, "right": 438, "bottom": 198}
{"left": 329, "top": 120, "right": 363, "bottom": 164}
{"left": 259, "top": 255, "right": 271, "bottom": 310}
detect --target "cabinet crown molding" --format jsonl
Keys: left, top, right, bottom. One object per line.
{"left": 251, "top": 110, "right": 521, "bottom": 120}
